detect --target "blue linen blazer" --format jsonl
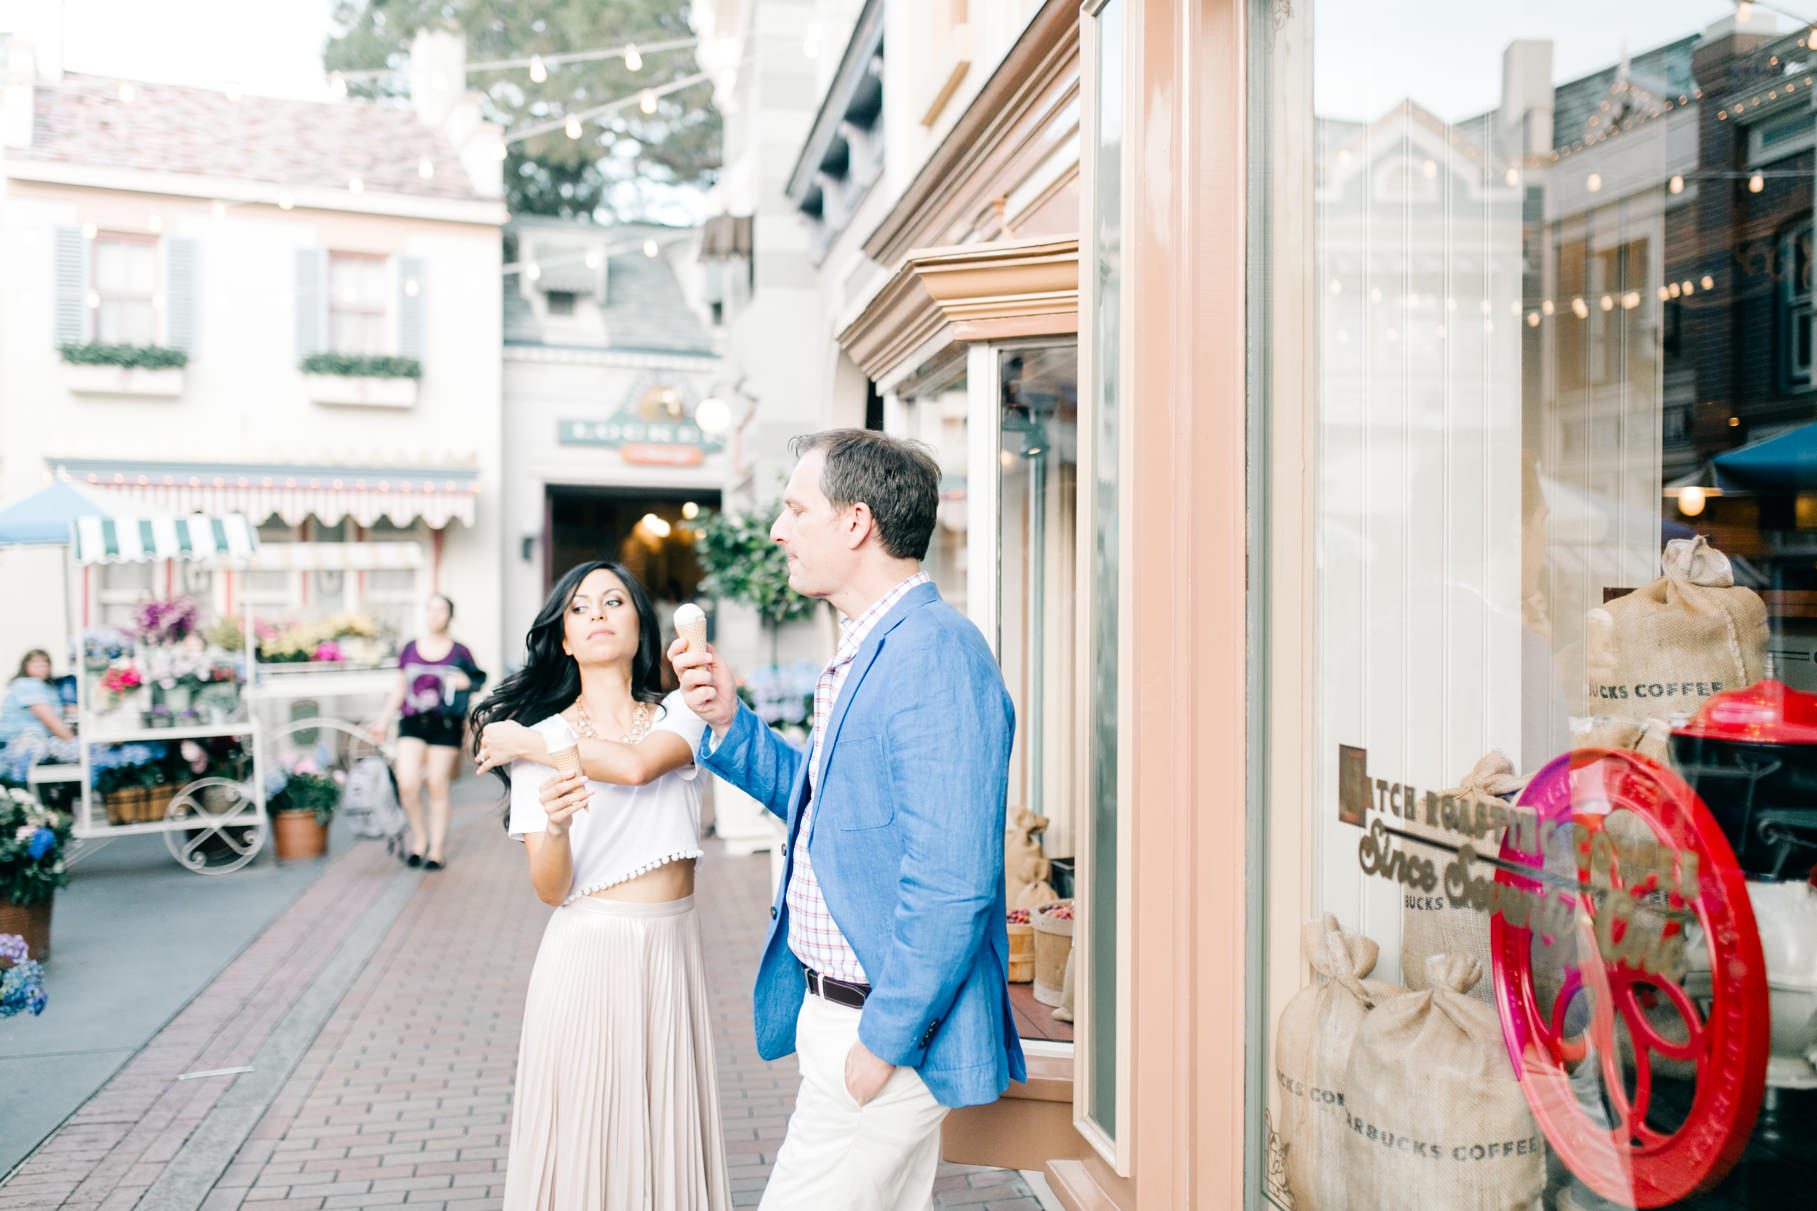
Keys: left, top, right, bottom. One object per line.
{"left": 699, "top": 580, "right": 1026, "bottom": 1108}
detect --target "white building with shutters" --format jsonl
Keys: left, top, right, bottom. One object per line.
{"left": 0, "top": 27, "right": 512, "bottom": 675}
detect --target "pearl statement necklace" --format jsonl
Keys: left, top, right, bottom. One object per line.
{"left": 568, "top": 699, "right": 654, "bottom": 745}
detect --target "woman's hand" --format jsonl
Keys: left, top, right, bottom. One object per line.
{"left": 363, "top": 718, "right": 389, "bottom": 745}
{"left": 475, "top": 720, "right": 545, "bottom": 775}
{"left": 539, "top": 769, "right": 589, "bottom": 836}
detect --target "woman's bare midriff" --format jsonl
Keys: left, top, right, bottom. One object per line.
{"left": 587, "top": 856, "right": 697, "bottom": 903}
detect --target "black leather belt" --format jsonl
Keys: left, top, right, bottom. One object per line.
{"left": 802, "top": 965, "right": 871, "bottom": 1009}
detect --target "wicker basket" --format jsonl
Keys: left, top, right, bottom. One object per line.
{"left": 0, "top": 897, "right": 53, "bottom": 964}
{"left": 1007, "top": 921, "right": 1036, "bottom": 983}
{"left": 1032, "top": 900, "right": 1074, "bottom": 1006}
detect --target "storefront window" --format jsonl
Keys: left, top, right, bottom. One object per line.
{"left": 997, "top": 345, "right": 1079, "bottom": 1047}
{"left": 1257, "top": 3, "right": 1817, "bottom": 1208}
{"left": 1084, "top": 0, "right": 1124, "bottom": 1148}
{"left": 895, "top": 361, "right": 971, "bottom": 615}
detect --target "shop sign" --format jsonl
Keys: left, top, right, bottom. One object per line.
{"left": 558, "top": 379, "right": 727, "bottom": 468}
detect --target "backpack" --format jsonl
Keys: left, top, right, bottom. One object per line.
{"left": 340, "top": 754, "right": 404, "bottom": 840}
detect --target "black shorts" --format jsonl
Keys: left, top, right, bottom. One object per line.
{"left": 398, "top": 713, "right": 465, "bottom": 748}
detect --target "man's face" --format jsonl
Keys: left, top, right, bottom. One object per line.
{"left": 771, "top": 450, "right": 854, "bottom": 598}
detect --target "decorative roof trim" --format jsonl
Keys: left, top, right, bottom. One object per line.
{"left": 837, "top": 237, "right": 1078, "bottom": 385}
{"left": 786, "top": 0, "right": 887, "bottom": 206}
{"left": 4, "top": 159, "right": 509, "bottom": 227}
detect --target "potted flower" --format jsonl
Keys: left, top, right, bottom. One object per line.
{"left": 0, "top": 786, "right": 71, "bottom": 963}
{"left": 0, "top": 934, "right": 47, "bottom": 1018}
{"left": 269, "top": 761, "right": 340, "bottom": 861}
{"left": 97, "top": 662, "right": 145, "bottom": 716}
{"left": 91, "top": 745, "right": 170, "bottom": 825}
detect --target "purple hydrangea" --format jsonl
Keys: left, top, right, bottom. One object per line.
{"left": 0, "top": 934, "right": 28, "bottom": 965}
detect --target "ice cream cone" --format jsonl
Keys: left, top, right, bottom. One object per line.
{"left": 674, "top": 603, "right": 707, "bottom": 653}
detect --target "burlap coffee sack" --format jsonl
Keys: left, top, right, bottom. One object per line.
{"left": 1586, "top": 536, "right": 1766, "bottom": 724}
{"left": 1343, "top": 955, "right": 1545, "bottom": 1211}
{"left": 1276, "top": 916, "right": 1402, "bottom": 1211}
{"left": 1401, "top": 753, "right": 1530, "bottom": 1003}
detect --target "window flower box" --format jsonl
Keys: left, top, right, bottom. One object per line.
{"left": 299, "top": 354, "right": 422, "bottom": 409}
{"left": 59, "top": 344, "right": 188, "bottom": 398}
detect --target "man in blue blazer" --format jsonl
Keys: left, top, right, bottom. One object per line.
{"left": 671, "top": 429, "right": 1023, "bottom": 1210}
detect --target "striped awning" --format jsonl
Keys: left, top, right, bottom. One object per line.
{"left": 73, "top": 514, "right": 258, "bottom": 566}
{"left": 52, "top": 459, "right": 480, "bottom": 529}
{"left": 244, "top": 541, "right": 423, "bottom": 573}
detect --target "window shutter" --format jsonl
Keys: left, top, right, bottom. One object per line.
{"left": 396, "top": 256, "right": 425, "bottom": 361}
{"left": 295, "top": 248, "right": 326, "bottom": 359}
{"left": 164, "top": 238, "right": 198, "bottom": 353}
{"left": 54, "top": 227, "right": 89, "bottom": 347}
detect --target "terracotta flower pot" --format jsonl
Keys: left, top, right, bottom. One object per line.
{"left": 272, "top": 811, "right": 328, "bottom": 862}
{"left": 0, "top": 896, "right": 53, "bottom": 964}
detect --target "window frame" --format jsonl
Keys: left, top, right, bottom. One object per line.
{"left": 91, "top": 230, "right": 160, "bottom": 346}
{"left": 327, "top": 251, "right": 392, "bottom": 357}
{"left": 1781, "top": 222, "right": 1814, "bottom": 391}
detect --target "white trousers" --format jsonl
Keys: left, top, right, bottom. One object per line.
{"left": 759, "top": 993, "right": 950, "bottom": 1211}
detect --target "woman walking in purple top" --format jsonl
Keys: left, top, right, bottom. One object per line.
{"left": 367, "top": 594, "right": 485, "bottom": 870}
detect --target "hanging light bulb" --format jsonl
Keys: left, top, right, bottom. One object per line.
{"left": 1701, "top": 274, "right": 1715, "bottom": 290}
{"left": 1750, "top": 172, "right": 1765, "bottom": 193}
{"left": 278, "top": 192, "right": 295, "bottom": 211}
{"left": 565, "top": 114, "right": 583, "bottom": 139}
{"left": 1527, "top": 311, "right": 1541, "bottom": 327}
{"left": 1669, "top": 175, "right": 1685, "bottom": 194}
{"left": 640, "top": 89, "right": 658, "bottom": 114}
{"left": 117, "top": 81, "right": 136, "bottom": 103}
{"left": 586, "top": 249, "right": 604, "bottom": 270}
{"left": 1541, "top": 299, "right": 1556, "bottom": 316}
{"left": 329, "top": 72, "right": 348, "bottom": 98}
{"left": 682, "top": 501, "right": 701, "bottom": 520}
{"left": 1505, "top": 168, "right": 1520, "bottom": 188}
{"left": 1737, "top": 2, "right": 1754, "bottom": 22}
{"left": 643, "top": 238, "right": 659, "bottom": 258}
{"left": 529, "top": 55, "right": 548, "bottom": 83}
{"left": 1586, "top": 172, "right": 1603, "bottom": 192}
{"left": 1600, "top": 295, "right": 1615, "bottom": 312}
{"left": 1677, "top": 486, "right": 1707, "bottom": 518}
{"left": 625, "top": 43, "right": 643, "bottom": 71}
{"left": 418, "top": 156, "right": 435, "bottom": 179}
{"left": 1572, "top": 297, "right": 1590, "bottom": 319}
{"left": 526, "top": 263, "right": 542, "bottom": 282}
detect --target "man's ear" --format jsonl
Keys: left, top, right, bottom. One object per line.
{"left": 845, "top": 501, "right": 876, "bottom": 551}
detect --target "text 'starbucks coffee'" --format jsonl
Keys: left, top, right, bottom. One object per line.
{"left": 1585, "top": 536, "right": 1766, "bottom": 725}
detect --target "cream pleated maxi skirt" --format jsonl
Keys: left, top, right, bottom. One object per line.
{"left": 504, "top": 895, "right": 732, "bottom": 1211}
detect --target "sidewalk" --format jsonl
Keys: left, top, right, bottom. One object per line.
{"left": 1, "top": 782, "right": 1043, "bottom": 1209}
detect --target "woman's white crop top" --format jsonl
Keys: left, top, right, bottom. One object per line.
{"left": 507, "top": 691, "right": 708, "bottom": 904}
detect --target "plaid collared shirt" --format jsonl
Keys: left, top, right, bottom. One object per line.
{"left": 786, "top": 572, "right": 932, "bottom": 983}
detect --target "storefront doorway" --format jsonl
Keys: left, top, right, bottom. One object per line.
{"left": 543, "top": 484, "right": 721, "bottom": 629}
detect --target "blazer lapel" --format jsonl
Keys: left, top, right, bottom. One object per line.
{"left": 809, "top": 581, "right": 938, "bottom": 839}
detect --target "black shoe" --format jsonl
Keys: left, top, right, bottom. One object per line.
{"left": 405, "top": 852, "right": 424, "bottom": 868}
{"left": 424, "top": 858, "right": 444, "bottom": 872}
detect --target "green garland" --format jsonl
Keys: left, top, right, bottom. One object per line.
{"left": 299, "top": 353, "right": 422, "bottom": 379}
{"left": 59, "top": 343, "right": 188, "bottom": 369}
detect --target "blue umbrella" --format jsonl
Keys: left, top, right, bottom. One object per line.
{"left": 0, "top": 480, "right": 112, "bottom": 547}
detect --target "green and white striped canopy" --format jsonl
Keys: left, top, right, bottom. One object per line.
{"left": 72, "top": 514, "right": 258, "bottom": 566}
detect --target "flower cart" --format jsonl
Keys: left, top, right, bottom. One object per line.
{"left": 67, "top": 514, "right": 271, "bottom": 874}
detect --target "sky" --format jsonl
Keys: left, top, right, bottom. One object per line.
{"left": 1, "top": 0, "right": 341, "bottom": 100}
{"left": 1315, "top": 0, "right": 1795, "bottom": 123}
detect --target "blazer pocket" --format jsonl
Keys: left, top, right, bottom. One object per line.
{"left": 831, "top": 735, "right": 895, "bottom": 830}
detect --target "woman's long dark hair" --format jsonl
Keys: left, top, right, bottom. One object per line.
{"left": 471, "top": 561, "right": 666, "bottom": 793}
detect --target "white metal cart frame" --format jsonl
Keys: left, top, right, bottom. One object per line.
{"left": 66, "top": 514, "right": 270, "bottom": 874}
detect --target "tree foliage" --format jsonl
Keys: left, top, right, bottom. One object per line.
{"left": 694, "top": 506, "right": 817, "bottom": 642}
{"left": 325, "top": 0, "right": 720, "bottom": 220}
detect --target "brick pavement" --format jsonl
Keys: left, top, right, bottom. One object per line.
{"left": 3, "top": 783, "right": 1043, "bottom": 1210}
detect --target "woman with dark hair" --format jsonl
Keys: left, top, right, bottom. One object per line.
{"left": 472, "top": 561, "right": 728, "bottom": 1211}
{"left": 367, "top": 594, "right": 485, "bottom": 870}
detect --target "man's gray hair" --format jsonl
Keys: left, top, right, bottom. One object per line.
{"left": 789, "top": 429, "right": 940, "bottom": 561}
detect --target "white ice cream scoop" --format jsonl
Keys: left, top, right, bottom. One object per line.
{"left": 673, "top": 603, "right": 707, "bottom": 653}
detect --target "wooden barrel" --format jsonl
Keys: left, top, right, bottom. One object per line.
{"left": 1007, "top": 921, "right": 1036, "bottom": 983}
{"left": 1032, "top": 900, "right": 1075, "bottom": 1006}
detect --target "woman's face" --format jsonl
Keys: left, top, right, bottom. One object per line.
{"left": 424, "top": 596, "right": 452, "bottom": 634}
{"left": 560, "top": 569, "right": 641, "bottom": 668}
{"left": 23, "top": 653, "right": 51, "bottom": 681}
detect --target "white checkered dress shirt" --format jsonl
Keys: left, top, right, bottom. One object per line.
{"left": 786, "top": 572, "right": 931, "bottom": 984}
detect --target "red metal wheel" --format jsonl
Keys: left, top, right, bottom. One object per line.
{"left": 1490, "top": 747, "right": 1769, "bottom": 1208}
